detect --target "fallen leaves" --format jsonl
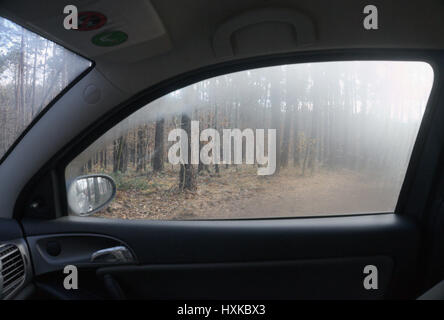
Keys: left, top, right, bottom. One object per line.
{"left": 96, "top": 166, "right": 396, "bottom": 220}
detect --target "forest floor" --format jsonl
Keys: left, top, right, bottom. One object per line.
{"left": 97, "top": 165, "right": 396, "bottom": 220}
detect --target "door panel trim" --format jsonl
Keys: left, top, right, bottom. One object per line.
{"left": 97, "top": 257, "right": 394, "bottom": 299}
{"left": 22, "top": 213, "right": 419, "bottom": 298}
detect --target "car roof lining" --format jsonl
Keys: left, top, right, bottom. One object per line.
{"left": 2, "top": 0, "right": 444, "bottom": 96}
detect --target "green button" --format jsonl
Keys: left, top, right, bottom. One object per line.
{"left": 92, "top": 31, "right": 128, "bottom": 47}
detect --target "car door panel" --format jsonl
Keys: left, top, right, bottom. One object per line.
{"left": 26, "top": 234, "right": 136, "bottom": 276}
{"left": 21, "top": 213, "right": 419, "bottom": 299}
{"left": 0, "top": 218, "right": 23, "bottom": 241}
{"left": 97, "top": 257, "right": 394, "bottom": 300}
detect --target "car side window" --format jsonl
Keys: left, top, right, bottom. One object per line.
{"left": 65, "top": 61, "right": 433, "bottom": 220}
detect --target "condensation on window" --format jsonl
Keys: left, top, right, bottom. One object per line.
{"left": 66, "top": 61, "right": 434, "bottom": 220}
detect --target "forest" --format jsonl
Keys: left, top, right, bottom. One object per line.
{"left": 66, "top": 61, "right": 433, "bottom": 219}
{"left": 0, "top": 17, "right": 90, "bottom": 159}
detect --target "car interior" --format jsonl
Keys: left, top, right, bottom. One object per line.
{"left": 1, "top": 0, "right": 444, "bottom": 301}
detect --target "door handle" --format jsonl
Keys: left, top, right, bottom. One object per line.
{"left": 91, "top": 246, "right": 135, "bottom": 264}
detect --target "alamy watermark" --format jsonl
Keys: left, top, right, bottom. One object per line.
{"left": 63, "top": 265, "right": 78, "bottom": 290}
{"left": 363, "top": 265, "right": 378, "bottom": 290}
{"left": 167, "top": 121, "right": 276, "bottom": 176}
{"left": 64, "top": 4, "right": 379, "bottom": 31}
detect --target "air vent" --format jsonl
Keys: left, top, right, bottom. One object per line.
{"left": 0, "top": 244, "right": 26, "bottom": 299}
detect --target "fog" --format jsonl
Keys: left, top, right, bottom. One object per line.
{"left": 70, "top": 61, "right": 433, "bottom": 182}
{"left": 64, "top": 60, "right": 434, "bottom": 218}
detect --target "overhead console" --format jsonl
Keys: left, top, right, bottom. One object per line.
{"left": 212, "top": 7, "right": 317, "bottom": 58}
{"left": 0, "top": 0, "right": 172, "bottom": 63}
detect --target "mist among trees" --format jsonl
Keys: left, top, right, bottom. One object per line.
{"left": 66, "top": 61, "right": 433, "bottom": 219}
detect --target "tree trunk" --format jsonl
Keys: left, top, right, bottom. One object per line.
{"left": 136, "top": 126, "right": 147, "bottom": 172}
{"left": 292, "top": 104, "right": 300, "bottom": 167}
{"left": 153, "top": 118, "right": 165, "bottom": 172}
{"left": 113, "top": 136, "right": 128, "bottom": 173}
{"left": 280, "top": 105, "right": 292, "bottom": 168}
{"left": 179, "top": 114, "right": 196, "bottom": 190}
{"left": 270, "top": 71, "right": 282, "bottom": 175}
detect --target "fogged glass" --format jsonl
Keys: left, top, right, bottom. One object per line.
{"left": 0, "top": 17, "right": 91, "bottom": 159}
{"left": 66, "top": 61, "right": 434, "bottom": 219}
{"left": 67, "top": 176, "right": 115, "bottom": 216}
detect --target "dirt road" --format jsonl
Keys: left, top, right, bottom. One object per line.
{"left": 101, "top": 167, "right": 397, "bottom": 220}
{"left": 201, "top": 170, "right": 396, "bottom": 219}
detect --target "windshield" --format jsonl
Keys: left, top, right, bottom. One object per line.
{"left": 0, "top": 16, "right": 91, "bottom": 160}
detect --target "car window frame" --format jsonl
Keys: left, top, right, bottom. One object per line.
{"left": 13, "top": 49, "right": 442, "bottom": 222}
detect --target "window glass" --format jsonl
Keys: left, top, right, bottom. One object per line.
{"left": 66, "top": 61, "right": 433, "bottom": 219}
{"left": 0, "top": 17, "right": 91, "bottom": 159}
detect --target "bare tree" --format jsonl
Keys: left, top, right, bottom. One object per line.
{"left": 153, "top": 116, "right": 165, "bottom": 172}
{"left": 179, "top": 113, "right": 196, "bottom": 190}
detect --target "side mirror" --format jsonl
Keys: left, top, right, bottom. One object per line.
{"left": 67, "top": 174, "right": 116, "bottom": 216}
